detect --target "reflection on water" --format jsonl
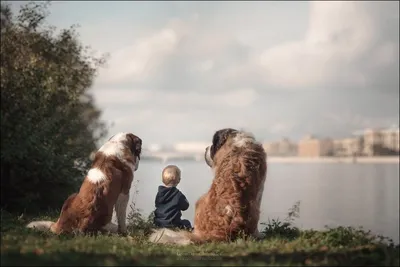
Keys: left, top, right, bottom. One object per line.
{"left": 132, "top": 160, "right": 399, "bottom": 244}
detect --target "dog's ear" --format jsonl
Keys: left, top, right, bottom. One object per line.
{"left": 126, "top": 133, "right": 142, "bottom": 159}
{"left": 210, "top": 128, "right": 238, "bottom": 159}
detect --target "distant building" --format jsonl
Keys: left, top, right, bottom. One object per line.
{"left": 362, "top": 129, "right": 383, "bottom": 156}
{"left": 278, "top": 138, "right": 297, "bottom": 156}
{"left": 263, "top": 138, "right": 297, "bottom": 156}
{"left": 361, "top": 127, "right": 399, "bottom": 156}
{"left": 381, "top": 127, "right": 400, "bottom": 153}
{"left": 263, "top": 142, "right": 280, "bottom": 156}
{"left": 298, "top": 135, "right": 334, "bottom": 157}
{"left": 333, "top": 137, "right": 363, "bottom": 157}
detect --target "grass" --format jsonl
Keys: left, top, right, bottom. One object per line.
{"left": 1, "top": 202, "right": 399, "bottom": 266}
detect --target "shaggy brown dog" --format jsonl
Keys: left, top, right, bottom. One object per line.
{"left": 26, "top": 132, "right": 142, "bottom": 235}
{"left": 149, "top": 128, "right": 267, "bottom": 245}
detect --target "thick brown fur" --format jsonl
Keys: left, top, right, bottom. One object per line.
{"left": 26, "top": 132, "right": 142, "bottom": 235}
{"left": 149, "top": 128, "right": 267, "bottom": 245}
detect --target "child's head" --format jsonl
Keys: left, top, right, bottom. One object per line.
{"left": 162, "top": 165, "right": 181, "bottom": 187}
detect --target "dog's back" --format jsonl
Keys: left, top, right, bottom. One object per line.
{"left": 195, "top": 141, "right": 267, "bottom": 241}
{"left": 53, "top": 154, "right": 131, "bottom": 233}
{"left": 27, "top": 132, "right": 142, "bottom": 235}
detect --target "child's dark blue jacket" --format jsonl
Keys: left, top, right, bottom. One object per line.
{"left": 153, "top": 185, "right": 189, "bottom": 228}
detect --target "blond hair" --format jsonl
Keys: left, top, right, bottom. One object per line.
{"left": 162, "top": 165, "right": 181, "bottom": 187}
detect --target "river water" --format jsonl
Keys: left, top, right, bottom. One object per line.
{"left": 129, "top": 160, "right": 399, "bottom": 243}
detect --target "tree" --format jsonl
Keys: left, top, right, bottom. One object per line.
{"left": 0, "top": 1, "right": 109, "bottom": 212}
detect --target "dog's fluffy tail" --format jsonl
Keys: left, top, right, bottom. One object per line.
{"left": 26, "top": 220, "right": 54, "bottom": 232}
{"left": 148, "top": 228, "right": 201, "bottom": 246}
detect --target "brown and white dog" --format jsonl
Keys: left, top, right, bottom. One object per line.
{"left": 149, "top": 128, "right": 267, "bottom": 245}
{"left": 26, "top": 132, "right": 142, "bottom": 235}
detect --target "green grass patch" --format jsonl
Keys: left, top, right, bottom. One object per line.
{"left": 1, "top": 202, "right": 399, "bottom": 266}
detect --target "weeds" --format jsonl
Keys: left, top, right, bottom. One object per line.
{"left": 261, "top": 201, "right": 301, "bottom": 240}
{"left": 260, "top": 201, "right": 397, "bottom": 250}
{"left": 125, "top": 177, "right": 156, "bottom": 237}
{"left": 126, "top": 204, "right": 155, "bottom": 237}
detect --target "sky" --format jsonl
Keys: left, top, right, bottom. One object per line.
{"left": 10, "top": 1, "right": 400, "bottom": 146}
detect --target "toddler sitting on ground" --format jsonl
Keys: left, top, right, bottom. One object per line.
{"left": 153, "top": 165, "right": 193, "bottom": 230}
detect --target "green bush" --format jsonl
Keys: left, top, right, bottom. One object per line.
{"left": 261, "top": 201, "right": 301, "bottom": 240}
{"left": 0, "top": 1, "right": 108, "bottom": 213}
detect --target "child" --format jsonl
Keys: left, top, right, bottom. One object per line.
{"left": 153, "top": 165, "right": 193, "bottom": 230}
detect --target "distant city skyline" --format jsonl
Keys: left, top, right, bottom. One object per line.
{"left": 141, "top": 124, "right": 400, "bottom": 149}
{"left": 138, "top": 126, "right": 399, "bottom": 163}
{"left": 10, "top": 1, "right": 400, "bottom": 145}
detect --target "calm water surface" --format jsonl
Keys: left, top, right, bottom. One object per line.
{"left": 130, "top": 160, "right": 399, "bottom": 243}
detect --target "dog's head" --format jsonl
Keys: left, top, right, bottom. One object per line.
{"left": 204, "top": 128, "right": 235, "bottom": 167}
{"left": 108, "top": 132, "right": 142, "bottom": 171}
{"left": 204, "top": 128, "right": 256, "bottom": 168}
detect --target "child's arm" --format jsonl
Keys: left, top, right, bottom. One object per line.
{"left": 154, "top": 192, "right": 160, "bottom": 208}
{"left": 179, "top": 193, "right": 189, "bottom": 211}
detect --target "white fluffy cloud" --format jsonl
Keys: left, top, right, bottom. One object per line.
{"left": 83, "top": 1, "right": 398, "bottom": 145}
{"left": 259, "top": 1, "right": 399, "bottom": 89}
{"left": 97, "top": 27, "right": 180, "bottom": 84}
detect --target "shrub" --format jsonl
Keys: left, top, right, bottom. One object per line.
{"left": 126, "top": 178, "right": 155, "bottom": 236}
{"left": 0, "top": 1, "right": 108, "bottom": 212}
{"left": 261, "top": 201, "right": 301, "bottom": 240}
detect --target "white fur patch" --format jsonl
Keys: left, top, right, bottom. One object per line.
{"left": 232, "top": 131, "right": 256, "bottom": 148}
{"left": 26, "top": 220, "right": 53, "bottom": 231}
{"left": 98, "top": 141, "right": 125, "bottom": 159}
{"left": 134, "top": 156, "right": 140, "bottom": 171}
{"left": 115, "top": 193, "right": 129, "bottom": 233}
{"left": 126, "top": 162, "right": 135, "bottom": 174}
{"left": 225, "top": 205, "right": 233, "bottom": 217}
{"left": 102, "top": 222, "right": 118, "bottom": 233}
{"left": 99, "top": 133, "right": 139, "bottom": 171}
{"left": 99, "top": 132, "right": 129, "bottom": 158}
{"left": 148, "top": 228, "right": 192, "bottom": 245}
{"left": 256, "top": 175, "right": 266, "bottom": 207}
{"left": 87, "top": 168, "right": 107, "bottom": 183}
{"left": 204, "top": 146, "right": 214, "bottom": 167}
{"left": 108, "top": 132, "right": 128, "bottom": 143}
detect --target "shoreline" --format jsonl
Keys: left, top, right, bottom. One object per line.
{"left": 267, "top": 156, "right": 399, "bottom": 164}
{"left": 141, "top": 156, "right": 399, "bottom": 164}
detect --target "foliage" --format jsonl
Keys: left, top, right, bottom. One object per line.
{"left": 0, "top": 1, "right": 108, "bottom": 212}
{"left": 301, "top": 226, "right": 396, "bottom": 248}
{"left": 126, "top": 178, "right": 156, "bottom": 236}
{"left": 127, "top": 205, "right": 155, "bottom": 237}
{"left": 261, "top": 201, "right": 396, "bottom": 251}
{"left": 261, "top": 201, "right": 301, "bottom": 240}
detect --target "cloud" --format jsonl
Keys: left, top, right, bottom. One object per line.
{"left": 93, "top": 87, "right": 257, "bottom": 109}
{"left": 259, "top": 1, "right": 399, "bottom": 91}
{"left": 80, "top": 1, "right": 399, "bottom": 145}
{"left": 94, "top": 14, "right": 262, "bottom": 94}
{"left": 97, "top": 26, "right": 180, "bottom": 85}
{"left": 94, "top": 1, "right": 398, "bottom": 95}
